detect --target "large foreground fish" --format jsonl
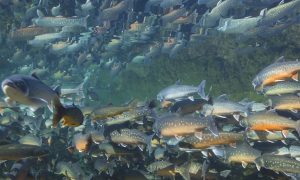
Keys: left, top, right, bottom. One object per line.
{"left": 1, "top": 74, "right": 83, "bottom": 127}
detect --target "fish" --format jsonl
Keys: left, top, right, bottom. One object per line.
{"left": 246, "top": 130, "right": 298, "bottom": 142}
{"left": 255, "top": 154, "right": 300, "bottom": 173}
{"left": 240, "top": 110, "right": 300, "bottom": 136}
{"left": 258, "top": 0, "right": 300, "bottom": 26}
{"left": 98, "top": 0, "right": 133, "bottom": 22}
{"left": 1, "top": 74, "right": 84, "bottom": 127}
{"left": 110, "top": 128, "right": 154, "bottom": 152}
{"left": 157, "top": 80, "right": 209, "bottom": 101}
{"left": 32, "top": 10, "right": 88, "bottom": 28}
{"left": 202, "top": 95, "right": 251, "bottom": 120}
{"left": 28, "top": 31, "right": 69, "bottom": 47}
{"left": 213, "top": 143, "right": 261, "bottom": 168}
{"left": 73, "top": 133, "right": 92, "bottom": 153}
{"left": 19, "top": 134, "right": 42, "bottom": 146}
{"left": 252, "top": 56, "right": 300, "bottom": 91}
{"left": 262, "top": 81, "right": 300, "bottom": 96}
{"left": 270, "top": 94, "right": 300, "bottom": 112}
{"left": 154, "top": 114, "right": 219, "bottom": 137}
{"left": 217, "top": 15, "right": 263, "bottom": 34}
{"left": 170, "top": 97, "right": 212, "bottom": 115}
{"left": 90, "top": 100, "right": 138, "bottom": 120}
{"left": 0, "top": 144, "right": 49, "bottom": 160}
{"left": 8, "top": 26, "right": 56, "bottom": 41}
{"left": 161, "top": 7, "right": 187, "bottom": 25}
{"left": 178, "top": 132, "right": 244, "bottom": 150}
{"left": 200, "top": 0, "right": 242, "bottom": 28}
{"left": 55, "top": 161, "right": 82, "bottom": 180}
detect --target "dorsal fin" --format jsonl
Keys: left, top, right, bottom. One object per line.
{"left": 31, "top": 72, "right": 40, "bottom": 80}
{"left": 275, "top": 56, "right": 285, "bottom": 63}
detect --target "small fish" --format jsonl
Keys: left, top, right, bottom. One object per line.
{"left": 263, "top": 81, "right": 300, "bottom": 96}
{"left": 270, "top": 94, "right": 300, "bottom": 112}
{"left": 32, "top": 10, "right": 88, "bottom": 28}
{"left": 157, "top": 80, "right": 209, "bottom": 101}
{"left": 255, "top": 154, "right": 300, "bottom": 173}
{"left": 0, "top": 144, "right": 49, "bottom": 160}
{"left": 90, "top": 100, "right": 137, "bottom": 120}
{"left": 252, "top": 56, "right": 300, "bottom": 91}
{"left": 154, "top": 114, "right": 219, "bottom": 137}
{"left": 202, "top": 95, "right": 251, "bottom": 120}
{"left": 170, "top": 98, "right": 212, "bottom": 115}
{"left": 246, "top": 130, "right": 298, "bottom": 142}
{"left": 240, "top": 110, "right": 300, "bottom": 136}
{"left": 110, "top": 128, "right": 154, "bottom": 153}
{"left": 179, "top": 132, "right": 244, "bottom": 150}
{"left": 214, "top": 143, "right": 261, "bottom": 168}
{"left": 73, "top": 133, "right": 92, "bottom": 153}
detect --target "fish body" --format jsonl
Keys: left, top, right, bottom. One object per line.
{"left": 0, "top": 144, "right": 49, "bottom": 160}
{"left": 55, "top": 162, "right": 80, "bottom": 180}
{"left": 240, "top": 111, "right": 300, "bottom": 135}
{"left": 246, "top": 130, "right": 298, "bottom": 142}
{"left": 222, "top": 143, "right": 261, "bottom": 167}
{"left": 252, "top": 57, "right": 300, "bottom": 90}
{"left": 259, "top": 0, "right": 300, "bottom": 26}
{"left": 179, "top": 132, "right": 244, "bottom": 149}
{"left": 154, "top": 114, "right": 218, "bottom": 137}
{"left": 19, "top": 134, "right": 42, "bottom": 146}
{"left": 270, "top": 94, "right": 300, "bottom": 111}
{"left": 201, "top": 0, "right": 241, "bottom": 28}
{"left": 91, "top": 100, "right": 137, "bottom": 120}
{"left": 99, "top": 0, "right": 132, "bottom": 22}
{"left": 161, "top": 8, "right": 186, "bottom": 25}
{"left": 9, "top": 26, "right": 56, "bottom": 41}
{"left": 110, "top": 128, "right": 149, "bottom": 145}
{"left": 28, "top": 32, "right": 68, "bottom": 47}
{"left": 33, "top": 14, "right": 88, "bottom": 28}
{"left": 157, "top": 80, "right": 208, "bottom": 101}
{"left": 103, "top": 107, "right": 152, "bottom": 126}
{"left": 217, "top": 16, "right": 262, "bottom": 34}
{"left": 160, "top": 0, "right": 182, "bottom": 9}
{"left": 263, "top": 81, "right": 300, "bottom": 96}
{"left": 170, "top": 98, "right": 211, "bottom": 115}
{"left": 255, "top": 154, "right": 300, "bottom": 173}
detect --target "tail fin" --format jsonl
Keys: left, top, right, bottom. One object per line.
{"left": 52, "top": 96, "right": 65, "bottom": 128}
{"left": 206, "top": 115, "right": 219, "bottom": 136}
{"left": 75, "top": 82, "right": 85, "bottom": 99}
{"left": 198, "top": 80, "right": 210, "bottom": 101}
{"left": 175, "top": 163, "right": 191, "bottom": 180}
{"left": 296, "top": 120, "right": 300, "bottom": 136}
{"left": 146, "top": 133, "right": 155, "bottom": 155}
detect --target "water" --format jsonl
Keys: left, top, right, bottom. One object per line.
{"left": 0, "top": 0, "right": 299, "bottom": 179}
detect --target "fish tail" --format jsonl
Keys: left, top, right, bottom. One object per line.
{"left": 296, "top": 120, "right": 300, "bottom": 136}
{"left": 146, "top": 133, "right": 155, "bottom": 155}
{"left": 76, "top": 82, "right": 85, "bottom": 99}
{"left": 83, "top": 15, "right": 89, "bottom": 29}
{"left": 206, "top": 115, "right": 219, "bottom": 136}
{"left": 175, "top": 162, "right": 191, "bottom": 180}
{"left": 52, "top": 96, "right": 66, "bottom": 128}
{"left": 198, "top": 80, "right": 211, "bottom": 101}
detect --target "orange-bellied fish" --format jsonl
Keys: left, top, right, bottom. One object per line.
{"left": 252, "top": 56, "right": 300, "bottom": 91}
{"left": 178, "top": 132, "right": 244, "bottom": 150}
{"left": 240, "top": 110, "right": 300, "bottom": 136}
{"left": 270, "top": 94, "right": 300, "bottom": 112}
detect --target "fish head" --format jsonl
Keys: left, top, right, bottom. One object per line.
{"left": 201, "top": 104, "right": 214, "bottom": 116}
{"left": 2, "top": 75, "right": 29, "bottom": 98}
{"left": 156, "top": 93, "right": 165, "bottom": 102}
{"left": 252, "top": 77, "right": 262, "bottom": 91}
{"left": 61, "top": 105, "right": 84, "bottom": 127}
{"left": 239, "top": 118, "right": 248, "bottom": 128}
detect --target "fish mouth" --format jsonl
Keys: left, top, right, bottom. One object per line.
{"left": 1, "top": 80, "right": 16, "bottom": 92}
